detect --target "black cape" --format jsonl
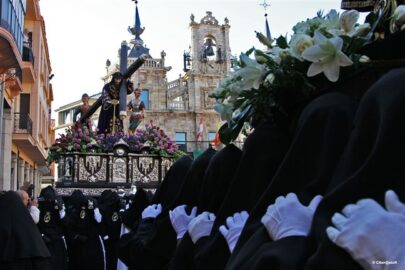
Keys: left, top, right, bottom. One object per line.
{"left": 98, "top": 190, "right": 124, "bottom": 270}
{"left": 136, "top": 148, "right": 216, "bottom": 270}
{"left": 65, "top": 190, "right": 104, "bottom": 270}
{"left": 226, "top": 92, "right": 357, "bottom": 270}
{"left": 194, "top": 121, "right": 291, "bottom": 270}
{"left": 120, "top": 188, "right": 151, "bottom": 230}
{"left": 0, "top": 191, "right": 50, "bottom": 270}
{"left": 168, "top": 144, "right": 243, "bottom": 270}
{"left": 37, "top": 186, "right": 68, "bottom": 270}
{"left": 117, "top": 155, "right": 194, "bottom": 270}
{"left": 303, "top": 67, "right": 405, "bottom": 269}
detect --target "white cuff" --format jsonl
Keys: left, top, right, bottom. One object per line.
{"left": 94, "top": 208, "right": 102, "bottom": 223}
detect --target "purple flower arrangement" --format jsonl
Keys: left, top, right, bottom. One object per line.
{"left": 47, "top": 120, "right": 183, "bottom": 165}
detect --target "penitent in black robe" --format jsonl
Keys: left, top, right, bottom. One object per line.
{"left": 121, "top": 149, "right": 215, "bottom": 270}
{"left": 193, "top": 122, "right": 291, "bottom": 270}
{"left": 118, "top": 155, "right": 193, "bottom": 270}
{"left": 226, "top": 92, "right": 357, "bottom": 270}
{"left": 37, "top": 186, "right": 68, "bottom": 270}
{"left": 65, "top": 190, "right": 104, "bottom": 270}
{"left": 0, "top": 191, "right": 50, "bottom": 270}
{"left": 168, "top": 144, "right": 242, "bottom": 270}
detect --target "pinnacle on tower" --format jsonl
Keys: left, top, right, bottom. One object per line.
{"left": 128, "top": 0, "right": 145, "bottom": 46}
{"left": 128, "top": 0, "right": 151, "bottom": 58}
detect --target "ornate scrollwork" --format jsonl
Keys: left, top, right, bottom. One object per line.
{"left": 57, "top": 153, "right": 173, "bottom": 191}
{"left": 112, "top": 157, "right": 127, "bottom": 183}
{"left": 133, "top": 157, "right": 159, "bottom": 184}
{"left": 78, "top": 156, "right": 107, "bottom": 182}
{"left": 200, "top": 11, "right": 219, "bottom": 25}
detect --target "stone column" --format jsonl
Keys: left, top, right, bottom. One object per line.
{"left": 25, "top": 164, "right": 31, "bottom": 186}
{"left": 11, "top": 153, "right": 18, "bottom": 190}
{"left": 0, "top": 108, "right": 12, "bottom": 190}
{"left": 33, "top": 167, "right": 39, "bottom": 196}
{"left": 18, "top": 159, "right": 25, "bottom": 189}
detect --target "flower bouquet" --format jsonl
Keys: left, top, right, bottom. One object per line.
{"left": 211, "top": 4, "right": 405, "bottom": 144}
{"left": 47, "top": 120, "right": 102, "bottom": 165}
{"left": 47, "top": 120, "right": 185, "bottom": 165}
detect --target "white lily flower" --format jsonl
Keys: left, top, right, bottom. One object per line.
{"left": 269, "top": 47, "right": 290, "bottom": 64}
{"left": 340, "top": 10, "right": 359, "bottom": 33}
{"left": 393, "top": 5, "right": 405, "bottom": 28}
{"left": 228, "top": 80, "right": 244, "bottom": 96}
{"left": 293, "top": 16, "right": 325, "bottom": 35}
{"left": 214, "top": 98, "right": 234, "bottom": 122}
{"left": 302, "top": 31, "right": 353, "bottom": 82}
{"left": 289, "top": 34, "right": 314, "bottom": 61}
{"left": 323, "top": 9, "right": 340, "bottom": 30}
{"left": 265, "top": 73, "right": 275, "bottom": 84}
{"left": 236, "top": 54, "right": 267, "bottom": 90}
{"left": 350, "top": 23, "right": 371, "bottom": 37}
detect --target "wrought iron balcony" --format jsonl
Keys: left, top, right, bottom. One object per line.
{"left": 14, "top": 113, "right": 33, "bottom": 135}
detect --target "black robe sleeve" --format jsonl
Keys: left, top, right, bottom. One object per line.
{"left": 194, "top": 233, "right": 231, "bottom": 270}
{"left": 242, "top": 236, "right": 312, "bottom": 270}
{"left": 167, "top": 234, "right": 195, "bottom": 270}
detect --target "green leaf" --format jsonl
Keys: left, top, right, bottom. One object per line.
{"left": 245, "top": 47, "right": 255, "bottom": 56}
{"left": 276, "top": 35, "right": 288, "bottom": 49}
{"left": 255, "top": 31, "right": 273, "bottom": 48}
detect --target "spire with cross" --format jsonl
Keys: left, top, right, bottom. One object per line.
{"left": 260, "top": 0, "right": 272, "bottom": 41}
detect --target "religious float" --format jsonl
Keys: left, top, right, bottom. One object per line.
{"left": 48, "top": 55, "right": 184, "bottom": 196}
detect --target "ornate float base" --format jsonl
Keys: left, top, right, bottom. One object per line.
{"left": 55, "top": 152, "right": 173, "bottom": 196}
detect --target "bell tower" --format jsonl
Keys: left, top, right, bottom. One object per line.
{"left": 186, "top": 11, "right": 231, "bottom": 75}
{"left": 182, "top": 11, "right": 231, "bottom": 115}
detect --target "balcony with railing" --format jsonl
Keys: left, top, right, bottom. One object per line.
{"left": 168, "top": 100, "right": 187, "bottom": 111}
{"left": 13, "top": 112, "right": 47, "bottom": 165}
{"left": 14, "top": 113, "right": 33, "bottom": 135}
{"left": 128, "top": 58, "right": 161, "bottom": 69}
{"left": 167, "top": 78, "right": 188, "bottom": 99}
{"left": 22, "top": 44, "right": 35, "bottom": 83}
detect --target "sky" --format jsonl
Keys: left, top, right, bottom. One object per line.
{"left": 39, "top": 0, "right": 345, "bottom": 115}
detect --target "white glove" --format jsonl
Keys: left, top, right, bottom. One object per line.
{"left": 327, "top": 190, "right": 405, "bottom": 270}
{"left": 188, "top": 211, "right": 216, "bottom": 244}
{"left": 119, "top": 111, "right": 127, "bottom": 120}
{"left": 261, "top": 193, "right": 322, "bottom": 241}
{"left": 169, "top": 205, "right": 197, "bottom": 239}
{"left": 385, "top": 190, "right": 405, "bottom": 215}
{"left": 59, "top": 204, "right": 66, "bottom": 219}
{"left": 29, "top": 205, "right": 40, "bottom": 224}
{"left": 94, "top": 208, "right": 102, "bottom": 223}
{"left": 219, "top": 211, "right": 249, "bottom": 253}
{"left": 142, "top": 204, "right": 162, "bottom": 219}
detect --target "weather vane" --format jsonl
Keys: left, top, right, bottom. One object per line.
{"left": 260, "top": 0, "right": 270, "bottom": 15}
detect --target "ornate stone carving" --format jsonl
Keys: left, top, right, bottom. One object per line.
{"left": 200, "top": 11, "right": 219, "bottom": 25}
{"left": 203, "top": 89, "right": 216, "bottom": 109}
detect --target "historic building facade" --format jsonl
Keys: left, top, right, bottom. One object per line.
{"left": 0, "top": 0, "right": 55, "bottom": 194}
{"left": 55, "top": 4, "right": 231, "bottom": 154}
